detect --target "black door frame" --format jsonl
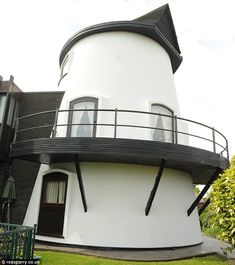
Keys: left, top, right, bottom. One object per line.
{"left": 37, "top": 172, "right": 68, "bottom": 238}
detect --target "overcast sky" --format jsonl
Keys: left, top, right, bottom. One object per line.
{"left": 0, "top": 0, "right": 234, "bottom": 157}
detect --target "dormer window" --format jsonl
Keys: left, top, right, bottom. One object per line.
{"left": 67, "top": 97, "right": 98, "bottom": 137}
{"left": 0, "top": 94, "right": 6, "bottom": 123}
{"left": 151, "top": 104, "right": 174, "bottom": 143}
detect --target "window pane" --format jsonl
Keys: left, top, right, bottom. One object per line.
{"left": 0, "top": 95, "right": 6, "bottom": 123}
{"left": 44, "top": 180, "right": 66, "bottom": 204}
{"left": 58, "top": 181, "right": 66, "bottom": 204}
{"left": 44, "top": 181, "right": 58, "bottom": 203}
{"left": 151, "top": 105, "right": 173, "bottom": 143}
{"left": 71, "top": 101, "right": 95, "bottom": 137}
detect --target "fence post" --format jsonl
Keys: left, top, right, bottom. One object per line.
{"left": 30, "top": 224, "right": 37, "bottom": 259}
{"left": 10, "top": 231, "right": 15, "bottom": 259}
{"left": 27, "top": 229, "right": 33, "bottom": 259}
{"left": 114, "top": 108, "right": 117, "bottom": 138}
{"left": 212, "top": 127, "right": 216, "bottom": 153}
{"left": 174, "top": 115, "right": 178, "bottom": 144}
{"left": 52, "top": 109, "right": 59, "bottom": 138}
{"left": 13, "top": 231, "right": 19, "bottom": 259}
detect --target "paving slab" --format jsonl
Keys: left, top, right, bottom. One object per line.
{"left": 35, "top": 236, "right": 235, "bottom": 261}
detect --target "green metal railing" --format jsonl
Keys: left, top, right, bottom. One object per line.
{"left": 0, "top": 223, "right": 36, "bottom": 260}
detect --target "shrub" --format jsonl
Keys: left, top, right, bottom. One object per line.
{"left": 203, "top": 157, "right": 235, "bottom": 254}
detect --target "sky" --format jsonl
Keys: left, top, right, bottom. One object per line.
{"left": 0, "top": 0, "right": 235, "bottom": 157}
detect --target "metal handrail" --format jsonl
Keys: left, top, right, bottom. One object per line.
{"left": 0, "top": 222, "right": 36, "bottom": 260}
{"left": 13, "top": 108, "right": 229, "bottom": 159}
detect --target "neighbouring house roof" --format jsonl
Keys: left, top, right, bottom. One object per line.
{"left": 59, "top": 4, "right": 182, "bottom": 73}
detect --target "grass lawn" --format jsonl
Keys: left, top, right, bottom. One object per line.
{"left": 36, "top": 251, "right": 230, "bottom": 265}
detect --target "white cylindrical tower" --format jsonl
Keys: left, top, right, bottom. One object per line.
{"left": 60, "top": 31, "right": 179, "bottom": 111}
{"left": 58, "top": 31, "right": 181, "bottom": 141}
{"left": 23, "top": 4, "right": 204, "bottom": 249}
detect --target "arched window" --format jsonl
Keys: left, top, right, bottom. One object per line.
{"left": 67, "top": 97, "right": 98, "bottom": 137}
{"left": 151, "top": 104, "right": 174, "bottom": 143}
{"left": 60, "top": 53, "right": 70, "bottom": 78}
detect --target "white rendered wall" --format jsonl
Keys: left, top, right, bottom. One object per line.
{"left": 57, "top": 31, "right": 188, "bottom": 143}
{"left": 24, "top": 163, "right": 202, "bottom": 248}
{"left": 23, "top": 30, "right": 197, "bottom": 248}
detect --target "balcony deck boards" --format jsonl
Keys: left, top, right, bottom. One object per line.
{"left": 10, "top": 137, "right": 229, "bottom": 184}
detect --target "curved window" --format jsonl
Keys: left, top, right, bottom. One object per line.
{"left": 60, "top": 53, "right": 70, "bottom": 78}
{"left": 67, "top": 97, "right": 98, "bottom": 137}
{"left": 151, "top": 104, "right": 174, "bottom": 143}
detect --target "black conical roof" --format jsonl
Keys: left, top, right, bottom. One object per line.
{"left": 134, "top": 4, "right": 180, "bottom": 54}
{"left": 134, "top": 4, "right": 167, "bottom": 24}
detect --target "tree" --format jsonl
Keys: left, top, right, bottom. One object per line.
{"left": 203, "top": 156, "right": 235, "bottom": 254}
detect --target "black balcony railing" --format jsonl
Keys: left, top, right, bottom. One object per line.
{"left": 13, "top": 108, "right": 229, "bottom": 159}
{"left": 0, "top": 223, "right": 36, "bottom": 260}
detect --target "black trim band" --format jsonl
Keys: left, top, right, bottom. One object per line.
{"left": 35, "top": 239, "right": 202, "bottom": 251}
{"left": 59, "top": 21, "right": 182, "bottom": 73}
{"left": 10, "top": 137, "right": 229, "bottom": 185}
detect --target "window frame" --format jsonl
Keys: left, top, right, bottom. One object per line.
{"left": 67, "top": 96, "right": 98, "bottom": 137}
{"left": 58, "top": 52, "right": 72, "bottom": 86}
{"left": 151, "top": 103, "right": 174, "bottom": 143}
{"left": 41, "top": 172, "right": 68, "bottom": 207}
{"left": 37, "top": 171, "right": 68, "bottom": 238}
{"left": 60, "top": 53, "right": 70, "bottom": 79}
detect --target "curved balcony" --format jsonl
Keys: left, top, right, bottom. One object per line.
{"left": 10, "top": 109, "right": 229, "bottom": 184}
